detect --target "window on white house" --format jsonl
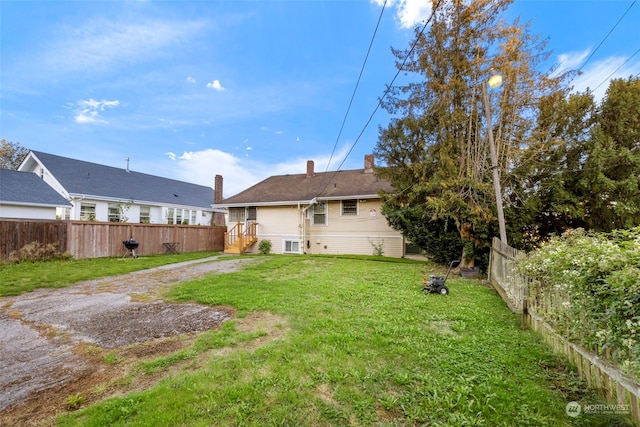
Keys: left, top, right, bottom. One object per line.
{"left": 176, "top": 209, "right": 183, "bottom": 224}
{"left": 167, "top": 208, "right": 174, "bottom": 224}
{"left": 341, "top": 199, "right": 358, "bottom": 215}
{"left": 312, "top": 202, "right": 327, "bottom": 226}
{"left": 229, "top": 207, "right": 245, "bottom": 223}
{"left": 80, "top": 203, "right": 96, "bottom": 221}
{"left": 140, "top": 206, "right": 151, "bottom": 223}
{"left": 108, "top": 204, "right": 120, "bottom": 222}
{"left": 56, "top": 207, "right": 70, "bottom": 220}
{"left": 191, "top": 211, "right": 197, "bottom": 225}
{"left": 283, "top": 239, "right": 301, "bottom": 254}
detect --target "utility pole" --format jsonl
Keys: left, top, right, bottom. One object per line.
{"left": 481, "top": 80, "right": 508, "bottom": 244}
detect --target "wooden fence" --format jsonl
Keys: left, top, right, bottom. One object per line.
{"left": 0, "top": 219, "right": 225, "bottom": 262}
{"left": 489, "top": 237, "right": 640, "bottom": 425}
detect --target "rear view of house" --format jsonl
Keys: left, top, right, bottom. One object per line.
{"left": 216, "top": 155, "right": 406, "bottom": 257}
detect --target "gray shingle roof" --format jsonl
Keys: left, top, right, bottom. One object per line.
{"left": 0, "top": 169, "right": 71, "bottom": 207}
{"left": 31, "top": 151, "right": 213, "bottom": 209}
{"left": 221, "top": 169, "right": 393, "bottom": 206}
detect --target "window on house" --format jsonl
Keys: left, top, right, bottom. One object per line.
{"left": 341, "top": 199, "right": 358, "bottom": 216}
{"left": 80, "top": 203, "right": 96, "bottom": 221}
{"left": 56, "top": 207, "right": 70, "bottom": 220}
{"left": 191, "top": 211, "right": 197, "bottom": 225}
{"left": 108, "top": 204, "right": 120, "bottom": 222}
{"left": 312, "top": 202, "right": 327, "bottom": 226}
{"left": 283, "top": 239, "right": 301, "bottom": 254}
{"left": 247, "top": 206, "right": 257, "bottom": 221}
{"left": 176, "top": 209, "right": 183, "bottom": 224}
{"left": 167, "top": 208, "right": 175, "bottom": 224}
{"left": 229, "top": 207, "right": 245, "bottom": 223}
{"left": 140, "top": 206, "right": 150, "bottom": 223}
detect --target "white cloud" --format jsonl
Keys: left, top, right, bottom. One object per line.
{"left": 554, "top": 49, "right": 590, "bottom": 76}
{"left": 164, "top": 145, "right": 354, "bottom": 198}
{"left": 74, "top": 98, "right": 120, "bottom": 124}
{"left": 186, "top": 76, "right": 196, "bottom": 83}
{"left": 555, "top": 50, "right": 640, "bottom": 101}
{"left": 372, "top": 0, "right": 433, "bottom": 29}
{"left": 43, "top": 18, "right": 207, "bottom": 74}
{"left": 206, "top": 79, "right": 225, "bottom": 91}
{"left": 165, "top": 152, "right": 176, "bottom": 161}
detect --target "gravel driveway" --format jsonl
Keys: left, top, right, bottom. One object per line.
{"left": 0, "top": 255, "right": 258, "bottom": 415}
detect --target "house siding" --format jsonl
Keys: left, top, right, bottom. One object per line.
{"left": 242, "top": 200, "right": 404, "bottom": 257}
{"left": 305, "top": 200, "right": 403, "bottom": 257}
{"left": 0, "top": 204, "right": 58, "bottom": 220}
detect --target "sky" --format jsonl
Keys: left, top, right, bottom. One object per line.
{"left": 1, "top": 0, "right": 639, "bottom": 198}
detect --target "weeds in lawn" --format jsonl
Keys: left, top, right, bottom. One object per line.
{"left": 56, "top": 256, "right": 633, "bottom": 426}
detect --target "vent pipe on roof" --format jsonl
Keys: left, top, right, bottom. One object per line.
{"left": 125, "top": 157, "right": 130, "bottom": 173}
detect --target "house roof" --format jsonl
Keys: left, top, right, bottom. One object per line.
{"left": 220, "top": 168, "right": 393, "bottom": 207}
{"left": 0, "top": 169, "right": 72, "bottom": 207}
{"left": 24, "top": 151, "right": 214, "bottom": 209}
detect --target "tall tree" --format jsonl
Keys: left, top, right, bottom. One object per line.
{"left": 374, "top": 0, "right": 561, "bottom": 266}
{"left": 580, "top": 77, "right": 640, "bottom": 231}
{"left": 506, "top": 90, "right": 596, "bottom": 249}
{"left": 0, "top": 139, "right": 29, "bottom": 170}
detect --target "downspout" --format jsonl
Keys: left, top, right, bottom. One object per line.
{"left": 300, "top": 198, "right": 316, "bottom": 253}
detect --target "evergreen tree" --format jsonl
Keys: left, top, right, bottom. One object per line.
{"left": 580, "top": 77, "right": 640, "bottom": 231}
{"left": 374, "top": 0, "right": 560, "bottom": 266}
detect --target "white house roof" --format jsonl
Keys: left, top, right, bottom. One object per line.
{"left": 21, "top": 151, "right": 215, "bottom": 210}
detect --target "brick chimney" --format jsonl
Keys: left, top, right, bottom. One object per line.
{"left": 214, "top": 174, "right": 223, "bottom": 204}
{"left": 364, "top": 154, "right": 374, "bottom": 173}
{"left": 306, "top": 160, "right": 314, "bottom": 178}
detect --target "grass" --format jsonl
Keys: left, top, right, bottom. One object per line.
{"left": 54, "top": 255, "right": 631, "bottom": 427}
{"left": 0, "top": 251, "right": 220, "bottom": 297}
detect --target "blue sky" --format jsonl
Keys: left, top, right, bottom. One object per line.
{"left": 1, "top": 0, "right": 639, "bottom": 197}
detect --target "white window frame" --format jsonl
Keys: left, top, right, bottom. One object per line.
{"left": 190, "top": 210, "right": 197, "bottom": 225}
{"left": 229, "top": 207, "right": 245, "bottom": 223}
{"left": 140, "top": 206, "right": 151, "bottom": 223}
{"left": 80, "top": 203, "right": 96, "bottom": 221}
{"left": 282, "top": 239, "right": 302, "bottom": 254}
{"left": 311, "top": 202, "right": 327, "bottom": 226}
{"left": 341, "top": 199, "right": 358, "bottom": 216}
{"left": 108, "top": 204, "right": 120, "bottom": 222}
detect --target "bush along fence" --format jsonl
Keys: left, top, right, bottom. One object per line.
{"left": 0, "top": 219, "right": 226, "bottom": 263}
{"left": 489, "top": 231, "right": 640, "bottom": 425}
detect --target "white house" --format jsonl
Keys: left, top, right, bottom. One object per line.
{"left": 18, "top": 150, "right": 224, "bottom": 225}
{"left": 0, "top": 169, "right": 72, "bottom": 220}
{"left": 215, "top": 155, "right": 406, "bottom": 257}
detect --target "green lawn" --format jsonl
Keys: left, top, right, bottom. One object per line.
{"left": 22, "top": 255, "right": 632, "bottom": 426}
{"left": 0, "top": 251, "right": 220, "bottom": 296}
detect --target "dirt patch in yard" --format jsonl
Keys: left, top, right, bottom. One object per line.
{"left": 0, "top": 256, "right": 288, "bottom": 426}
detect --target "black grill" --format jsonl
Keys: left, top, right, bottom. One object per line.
{"left": 122, "top": 239, "right": 139, "bottom": 258}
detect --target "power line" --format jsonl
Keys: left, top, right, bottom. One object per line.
{"left": 592, "top": 46, "right": 640, "bottom": 92}
{"left": 323, "top": 0, "right": 388, "bottom": 174}
{"left": 314, "top": 0, "right": 443, "bottom": 198}
{"left": 577, "top": 0, "right": 636, "bottom": 73}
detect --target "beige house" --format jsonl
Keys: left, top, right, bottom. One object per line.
{"left": 216, "top": 155, "right": 406, "bottom": 257}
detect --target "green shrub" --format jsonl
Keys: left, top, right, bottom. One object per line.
{"left": 517, "top": 227, "right": 640, "bottom": 378}
{"left": 258, "top": 239, "right": 272, "bottom": 254}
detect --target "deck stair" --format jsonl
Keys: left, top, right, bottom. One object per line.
{"left": 224, "top": 222, "right": 258, "bottom": 254}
